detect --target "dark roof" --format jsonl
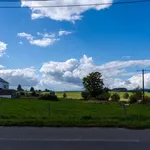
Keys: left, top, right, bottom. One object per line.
{"left": 0, "top": 78, "right": 9, "bottom": 84}
{"left": 0, "top": 90, "right": 16, "bottom": 95}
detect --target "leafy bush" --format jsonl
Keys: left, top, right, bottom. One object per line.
{"left": 39, "top": 94, "right": 58, "bottom": 101}
{"left": 133, "top": 87, "right": 142, "bottom": 100}
{"left": 20, "top": 91, "right": 25, "bottom": 96}
{"left": 111, "top": 93, "right": 120, "bottom": 102}
{"left": 81, "top": 91, "right": 90, "bottom": 100}
{"left": 129, "top": 89, "right": 142, "bottom": 104}
{"left": 141, "top": 96, "right": 150, "bottom": 104}
{"left": 123, "top": 92, "right": 129, "bottom": 99}
{"left": 50, "top": 91, "right": 55, "bottom": 95}
{"left": 96, "top": 92, "right": 110, "bottom": 101}
{"left": 31, "top": 91, "right": 39, "bottom": 97}
{"left": 14, "top": 92, "right": 20, "bottom": 98}
{"left": 129, "top": 94, "right": 138, "bottom": 104}
{"left": 63, "top": 92, "right": 67, "bottom": 98}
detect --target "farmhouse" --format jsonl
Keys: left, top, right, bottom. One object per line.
{"left": 0, "top": 78, "right": 16, "bottom": 98}
{"left": 0, "top": 78, "right": 9, "bottom": 90}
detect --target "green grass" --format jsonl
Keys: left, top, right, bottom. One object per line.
{"left": 55, "top": 91, "right": 150, "bottom": 101}
{"left": 0, "top": 98, "right": 150, "bottom": 128}
{"left": 56, "top": 91, "right": 82, "bottom": 99}
{"left": 55, "top": 91, "right": 130, "bottom": 100}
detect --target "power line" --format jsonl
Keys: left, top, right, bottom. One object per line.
{"left": 0, "top": 0, "right": 150, "bottom": 8}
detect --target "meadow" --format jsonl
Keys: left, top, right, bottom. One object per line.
{"left": 55, "top": 91, "right": 150, "bottom": 100}
{"left": 55, "top": 91, "right": 82, "bottom": 99}
{"left": 0, "top": 97, "right": 150, "bottom": 128}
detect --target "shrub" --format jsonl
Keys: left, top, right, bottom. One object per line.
{"left": 81, "top": 91, "right": 90, "bottom": 100}
{"left": 133, "top": 87, "right": 142, "bottom": 100}
{"left": 63, "top": 92, "right": 67, "bottom": 98}
{"left": 111, "top": 93, "right": 120, "bottom": 102}
{"left": 123, "top": 92, "right": 129, "bottom": 99}
{"left": 14, "top": 93, "right": 20, "bottom": 98}
{"left": 20, "top": 91, "right": 25, "bottom": 96}
{"left": 50, "top": 91, "right": 55, "bottom": 95}
{"left": 129, "top": 90, "right": 142, "bottom": 104}
{"left": 31, "top": 91, "right": 39, "bottom": 97}
{"left": 141, "top": 96, "right": 150, "bottom": 104}
{"left": 96, "top": 92, "right": 110, "bottom": 101}
{"left": 129, "top": 94, "right": 138, "bottom": 104}
{"left": 39, "top": 94, "right": 58, "bottom": 101}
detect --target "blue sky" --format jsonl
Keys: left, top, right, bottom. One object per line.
{"left": 0, "top": 0, "right": 150, "bottom": 91}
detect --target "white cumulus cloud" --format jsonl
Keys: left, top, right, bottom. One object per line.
{"left": 0, "top": 67, "right": 39, "bottom": 89}
{"left": 39, "top": 55, "right": 150, "bottom": 90}
{"left": 2, "top": 55, "right": 150, "bottom": 91}
{"left": 0, "top": 41, "right": 7, "bottom": 57}
{"left": 17, "top": 32, "right": 33, "bottom": 40}
{"left": 18, "top": 30, "right": 71, "bottom": 47}
{"left": 21, "top": 0, "right": 113, "bottom": 22}
{"left": 58, "top": 30, "right": 72, "bottom": 36}
{"left": 30, "top": 38, "right": 59, "bottom": 47}
{"left": 18, "top": 32, "right": 59, "bottom": 47}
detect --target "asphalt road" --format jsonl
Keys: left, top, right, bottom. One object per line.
{"left": 0, "top": 127, "right": 150, "bottom": 150}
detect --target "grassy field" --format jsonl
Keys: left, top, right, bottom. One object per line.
{"left": 0, "top": 98, "right": 150, "bottom": 128}
{"left": 55, "top": 91, "right": 150, "bottom": 100}
{"left": 56, "top": 91, "right": 82, "bottom": 99}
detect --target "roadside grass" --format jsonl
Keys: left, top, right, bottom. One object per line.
{"left": 0, "top": 98, "right": 150, "bottom": 128}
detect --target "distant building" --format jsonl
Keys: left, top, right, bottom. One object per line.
{"left": 0, "top": 78, "right": 9, "bottom": 90}
{"left": 0, "top": 78, "right": 16, "bottom": 98}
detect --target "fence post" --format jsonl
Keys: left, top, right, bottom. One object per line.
{"left": 122, "top": 103, "right": 126, "bottom": 115}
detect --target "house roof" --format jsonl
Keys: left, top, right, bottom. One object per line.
{"left": 0, "top": 78, "right": 9, "bottom": 84}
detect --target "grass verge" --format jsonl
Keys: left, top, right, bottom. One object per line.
{"left": 0, "top": 98, "right": 149, "bottom": 129}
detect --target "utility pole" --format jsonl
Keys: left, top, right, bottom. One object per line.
{"left": 137, "top": 69, "right": 150, "bottom": 101}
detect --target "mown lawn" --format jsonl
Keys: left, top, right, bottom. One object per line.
{"left": 0, "top": 98, "right": 150, "bottom": 128}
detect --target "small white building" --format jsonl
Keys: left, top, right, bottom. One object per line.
{"left": 0, "top": 78, "right": 14, "bottom": 98}
{"left": 0, "top": 78, "right": 9, "bottom": 90}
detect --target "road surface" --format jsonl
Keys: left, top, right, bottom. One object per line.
{"left": 0, "top": 127, "right": 150, "bottom": 150}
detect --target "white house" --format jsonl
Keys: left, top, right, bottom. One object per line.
{"left": 0, "top": 78, "right": 9, "bottom": 90}
{"left": 0, "top": 78, "right": 14, "bottom": 98}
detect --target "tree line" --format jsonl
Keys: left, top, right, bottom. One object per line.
{"left": 16, "top": 71, "right": 150, "bottom": 104}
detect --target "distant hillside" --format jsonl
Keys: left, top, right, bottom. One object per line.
{"left": 111, "top": 88, "right": 127, "bottom": 92}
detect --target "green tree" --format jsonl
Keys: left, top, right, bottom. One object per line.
{"left": 81, "top": 91, "right": 90, "bottom": 100}
{"left": 133, "top": 86, "right": 142, "bottom": 100}
{"left": 17, "top": 84, "right": 23, "bottom": 91}
{"left": 82, "top": 72, "right": 104, "bottom": 98}
{"left": 111, "top": 93, "right": 120, "bottom": 102}
{"left": 123, "top": 92, "right": 129, "bottom": 99}
{"left": 45, "top": 89, "right": 49, "bottom": 92}
{"left": 30, "top": 87, "right": 35, "bottom": 92}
